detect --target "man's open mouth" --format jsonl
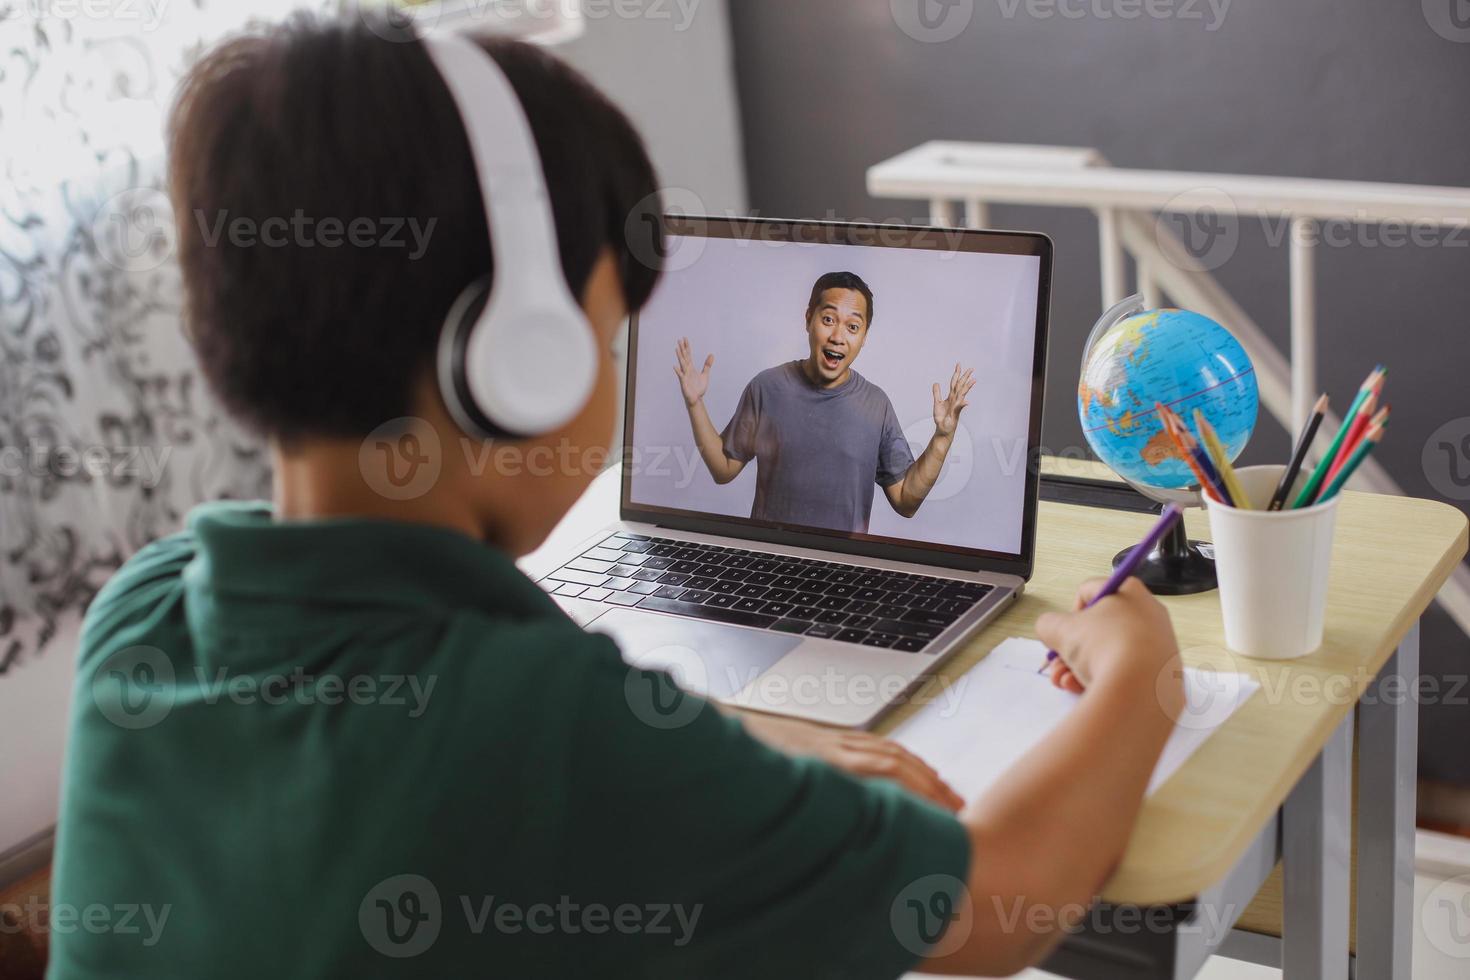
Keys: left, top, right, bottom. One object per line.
{"left": 821, "top": 348, "right": 846, "bottom": 370}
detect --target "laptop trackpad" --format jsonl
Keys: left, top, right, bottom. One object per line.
{"left": 591, "top": 609, "right": 798, "bottom": 700}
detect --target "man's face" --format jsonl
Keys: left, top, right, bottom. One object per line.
{"left": 805, "top": 288, "right": 869, "bottom": 386}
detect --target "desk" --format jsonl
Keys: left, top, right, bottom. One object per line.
{"left": 523, "top": 462, "right": 1467, "bottom": 980}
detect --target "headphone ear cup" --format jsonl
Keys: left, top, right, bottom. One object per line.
{"left": 438, "top": 277, "right": 507, "bottom": 441}
{"left": 472, "top": 301, "right": 598, "bottom": 438}
{"left": 437, "top": 277, "right": 600, "bottom": 441}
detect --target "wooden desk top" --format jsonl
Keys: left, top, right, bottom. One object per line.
{"left": 524, "top": 462, "right": 1467, "bottom": 906}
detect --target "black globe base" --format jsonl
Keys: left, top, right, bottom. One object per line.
{"left": 1112, "top": 518, "right": 1218, "bottom": 596}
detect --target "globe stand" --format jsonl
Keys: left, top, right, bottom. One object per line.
{"left": 1113, "top": 516, "right": 1217, "bottom": 596}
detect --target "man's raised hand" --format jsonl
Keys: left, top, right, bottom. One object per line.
{"left": 932, "top": 363, "right": 976, "bottom": 438}
{"left": 674, "top": 337, "right": 714, "bottom": 408}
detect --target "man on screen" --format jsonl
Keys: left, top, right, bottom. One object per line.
{"left": 674, "top": 271, "right": 975, "bottom": 534}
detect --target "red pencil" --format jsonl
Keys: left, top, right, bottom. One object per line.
{"left": 1327, "top": 390, "right": 1378, "bottom": 479}
{"left": 1328, "top": 404, "right": 1390, "bottom": 482}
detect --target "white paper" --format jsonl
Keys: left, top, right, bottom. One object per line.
{"left": 892, "top": 638, "right": 1259, "bottom": 801}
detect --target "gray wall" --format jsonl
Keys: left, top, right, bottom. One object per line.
{"left": 560, "top": 0, "right": 746, "bottom": 212}
{"left": 726, "top": 0, "right": 1470, "bottom": 782}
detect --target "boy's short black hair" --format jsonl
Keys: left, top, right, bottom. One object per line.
{"left": 167, "top": 14, "right": 663, "bottom": 443}
{"left": 805, "top": 272, "right": 874, "bottom": 328}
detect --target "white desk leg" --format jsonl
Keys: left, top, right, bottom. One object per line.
{"left": 1283, "top": 711, "right": 1353, "bottom": 979}
{"left": 1355, "top": 622, "right": 1419, "bottom": 980}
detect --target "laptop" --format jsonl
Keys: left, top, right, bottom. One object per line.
{"left": 540, "top": 216, "right": 1052, "bottom": 728}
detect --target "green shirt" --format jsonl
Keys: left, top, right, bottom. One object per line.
{"left": 50, "top": 502, "right": 969, "bottom": 978}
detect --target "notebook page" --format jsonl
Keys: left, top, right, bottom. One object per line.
{"left": 892, "top": 637, "right": 1258, "bottom": 801}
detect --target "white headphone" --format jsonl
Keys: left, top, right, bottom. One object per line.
{"left": 424, "top": 34, "right": 599, "bottom": 440}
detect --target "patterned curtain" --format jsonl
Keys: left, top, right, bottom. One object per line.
{"left": 0, "top": 1, "right": 340, "bottom": 673}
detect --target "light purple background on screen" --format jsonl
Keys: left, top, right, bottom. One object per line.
{"left": 628, "top": 236, "right": 1042, "bottom": 555}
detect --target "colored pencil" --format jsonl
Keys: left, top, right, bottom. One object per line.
{"left": 1156, "top": 403, "right": 1226, "bottom": 504}
{"left": 1194, "top": 410, "right": 1251, "bottom": 510}
{"left": 1175, "top": 411, "right": 1235, "bottom": 507}
{"left": 1292, "top": 366, "right": 1385, "bottom": 508}
{"left": 1328, "top": 404, "right": 1390, "bottom": 483}
{"left": 1042, "top": 504, "right": 1185, "bottom": 672}
{"left": 1325, "top": 391, "right": 1378, "bottom": 481}
{"left": 1268, "top": 393, "right": 1328, "bottom": 511}
{"left": 1316, "top": 421, "right": 1386, "bottom": 503}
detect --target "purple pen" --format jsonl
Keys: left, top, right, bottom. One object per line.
{"left": 1041, "top": 504, "right": 1184, "bottom": 673}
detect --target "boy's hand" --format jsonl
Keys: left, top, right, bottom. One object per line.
{"left": 1035, "top": 577, "right": 1183, "bottom": 714}
{"left": 737, "top": 712, "right": 964, "bottom": 812}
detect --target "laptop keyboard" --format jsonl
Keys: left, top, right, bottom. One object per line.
{"left": 540, "top": 533, "right": 994, "bottom": 653}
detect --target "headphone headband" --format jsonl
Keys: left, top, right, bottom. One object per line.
{"left": 425, "top": 35, "right": 567, "bottom": 296}
{"left": 423, "top": 34, "right": 597, "bottom": 440}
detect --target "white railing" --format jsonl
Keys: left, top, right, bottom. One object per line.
{"left": 869, "top": 141, "right": 1470, "bottom": 638}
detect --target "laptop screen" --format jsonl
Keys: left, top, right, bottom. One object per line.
{"left": 623, "top": 217, "right": 1050, "bottom": 571}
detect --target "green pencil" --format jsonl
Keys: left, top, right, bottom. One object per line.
{"left": 1292, "top": 366, "right": 1384, "bottom": 508}
{"left": 1316, "top": 422, "right": 1385, "bottom": 504}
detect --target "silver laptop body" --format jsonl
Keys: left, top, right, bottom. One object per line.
{"left": 541, "top": 216, "right": 1053, "bottom": 729}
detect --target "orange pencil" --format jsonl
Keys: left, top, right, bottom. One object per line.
{"left": 1156, "top": 402, "right": 1223, "bottom": 503}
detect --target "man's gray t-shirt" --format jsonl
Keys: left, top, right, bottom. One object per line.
{"left": 720, "top": 361, "right": 916, "bottom": 534}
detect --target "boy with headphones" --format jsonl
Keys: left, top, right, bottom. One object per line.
{"left": 49, "top": 14, "right": 1183, "bottom": 979}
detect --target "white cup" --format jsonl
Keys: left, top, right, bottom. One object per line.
{"left": 1205, "top": 464, "right": 1339, "bottom": 660}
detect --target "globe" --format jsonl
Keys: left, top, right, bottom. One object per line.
{"left": 1078, "top": 306, "right": 1258, "bottom": 492}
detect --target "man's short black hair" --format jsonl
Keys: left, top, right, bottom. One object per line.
{"left": 805, "top": 272, "right": 874, "bottom": 329}
{"left": 168, "top": 13, "right": 663, "bottom": 443}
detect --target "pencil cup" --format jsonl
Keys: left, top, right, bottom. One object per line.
{"left": 1205, "top": 465, "right": 1339, "bottom": 661}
